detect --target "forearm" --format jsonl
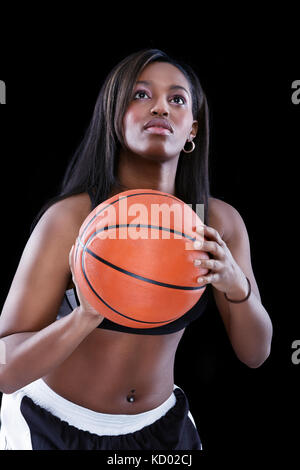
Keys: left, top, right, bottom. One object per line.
{"left": 0, "top": 308, "right": 102, "bottom": 393}
{"left": 227, "top": 291, "right": 273, "bottom": 368}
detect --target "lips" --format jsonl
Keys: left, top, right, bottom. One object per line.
{"left": 144, "top": 118, "right": 173, "bottom": 133}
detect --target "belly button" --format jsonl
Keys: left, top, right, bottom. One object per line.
{"left": 127, "top": 389, "right": 136, "bottom": 403}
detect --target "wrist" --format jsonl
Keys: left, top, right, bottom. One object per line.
{"left": 225, "top": 275, "right": 250, "bottom": 302}
{"left": 73, "top": 306, "right": 104, "bottom": 328}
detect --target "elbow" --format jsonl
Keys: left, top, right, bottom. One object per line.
{"left": 0, "top": 384, "right": 17, "bottom": 394}
{"left": 238, "top": 325, "right": 273, "bottom": 369}
{"left": 0, "top": 379, "right": 12, "bottom": 395}
{"left": 0, "top": 369, "right": 19, "bottom": 395}
{"left": 0, "top": 383, "right": 20, "bottom": 394}
{"left": 0, "top": 368, "right": 7, "bottom": 393}
{"left": 246, "top": 358, "right": 267, "bottom": 369}
{"left": 242, "top": 347, "right": 271, "bottom": 369}
{"left": 0, "top": 343, "right": 13, "bottom": 393}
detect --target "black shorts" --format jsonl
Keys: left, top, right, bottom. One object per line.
{"left": 0, "top": 380, "right": 202, "bottom": 450}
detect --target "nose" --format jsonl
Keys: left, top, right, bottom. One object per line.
{"left": 150, "top": 98, "right": 169, "bottom": 117}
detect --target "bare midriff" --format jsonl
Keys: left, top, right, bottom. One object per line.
{"left": 43, "top": 304, "right": 185, "bottom": 414}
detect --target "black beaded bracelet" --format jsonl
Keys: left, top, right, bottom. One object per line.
{"left": 224, "top": 277, "right": 251, "bottom": 303}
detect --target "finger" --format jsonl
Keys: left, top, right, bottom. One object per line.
{"left": 202, "top": 224, "right": 226, "bottom": 247}
{"left": 197, "top": 272, "right": 220, "bottom": 284}
{"left": 194, "top": 258, "right": 222, "bottom": 271}
{"left": 193, "top": 239, "right": 224, "bottom": 258}
{"left": 195, "top": 224, "right": 205, "bottom": 235}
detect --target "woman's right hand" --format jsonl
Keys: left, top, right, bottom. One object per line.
{"left": 69, "top": 244, "right": 105, "bottom": 324}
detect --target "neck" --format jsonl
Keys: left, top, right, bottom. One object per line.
{"left": 115, "top": 149, "right": 179, "bottom": 196}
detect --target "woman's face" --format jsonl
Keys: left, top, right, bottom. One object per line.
{"left": 122, "top": 62, "right": 198, "bottom": 160}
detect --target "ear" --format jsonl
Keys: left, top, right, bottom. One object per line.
{"left": 189, "top": 120, "right": 198, "bottom": 140}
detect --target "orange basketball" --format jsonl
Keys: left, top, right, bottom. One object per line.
{"left": 73, "top": 189, "right": 209, "bottom": 328}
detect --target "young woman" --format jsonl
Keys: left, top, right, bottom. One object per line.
{"left": 0, "top": 49, "right": 273, "bottom": 450}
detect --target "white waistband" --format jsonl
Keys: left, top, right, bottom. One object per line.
{"left": 21, "top": 379, "right": 179, "bottom": 436}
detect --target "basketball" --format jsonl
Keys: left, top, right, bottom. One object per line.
{"left": 73, "top": 189, "right": 209, "bottom": 328}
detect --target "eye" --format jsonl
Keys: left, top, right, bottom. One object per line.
{"left": 170, "top": 95, "right": 186, "bottom": 105}
{"left": 133, "top": 90, "right": 151, "bottom": 100}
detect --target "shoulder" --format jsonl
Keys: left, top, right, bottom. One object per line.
{"left": 208, "top": 196, "right": 247, "bottom": 242}
{"left": 29, "top": 192, "right": 93, "bottom": 258}
{"left": 37, "top": 192, "right": 92, "bottom": 234}
{"left": 47, "top": 192, "right": 92, "bottom": 219}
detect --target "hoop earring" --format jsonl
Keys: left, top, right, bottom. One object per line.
{"left": 183, "top": 140, "right": 195, "bottom": 154}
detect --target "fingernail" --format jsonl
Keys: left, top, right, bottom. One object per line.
{"left": 194, "top": 259, "right": 201, "bottom": 266}
{"left": 194, "top": 241, "right": 201, "bottom": 249}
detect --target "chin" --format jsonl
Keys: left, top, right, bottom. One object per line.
{"left": 142, "top": 151, "right": 174, "bottom": 162}
{"left": 139, "top": 144, "right": 176, "bottom": 161}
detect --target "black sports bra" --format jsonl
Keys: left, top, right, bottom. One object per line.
{"left": 57, "top": 284, "right": 211, "bottom": 335}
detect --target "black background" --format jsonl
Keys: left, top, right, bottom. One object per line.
{"left": 0, "top": 26, "right": 299, "bottom": 457}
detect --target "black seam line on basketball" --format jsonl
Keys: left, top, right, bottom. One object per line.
{"left": 81, "top": 255, "right": 176, "bottom": 325}
{"left": 85, "top": 246, "right": 205, "bottom": 291}
{"left": 76, "top": 219, "right": 198, "bottom": 263}
{"left": 78, "top": 191, "right": 191, "bottom": 248}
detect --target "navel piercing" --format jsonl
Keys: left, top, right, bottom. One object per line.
{"left": 127, "top": 389, "right": 136, "bottom": 403}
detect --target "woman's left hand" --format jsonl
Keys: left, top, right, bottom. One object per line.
{"left": 193, "top": 224, "right": 248, "bottom": 297}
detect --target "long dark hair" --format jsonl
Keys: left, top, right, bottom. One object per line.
{"left": 29, "top": 49, "right": 211, "bottom": 234}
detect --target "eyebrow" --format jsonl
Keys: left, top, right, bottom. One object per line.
{"left": 135, "top": 80, "right": 190, "bottom": 97}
